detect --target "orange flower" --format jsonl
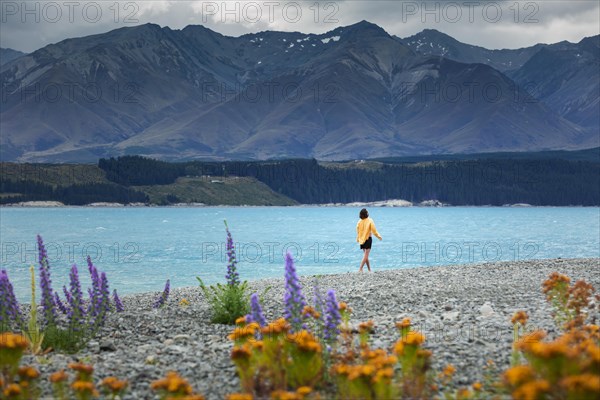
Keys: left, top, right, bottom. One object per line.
{"left": 358, "top": 320, "right": 375, "bottom": 334}
{"left": 228, "top": 323, "right": 260, "bottom": 341}
{"left": 338, "top": 302, "right": 350, "bottom": 313}
{"left": 456, "top": 388, "right": 472, "bottom": 400}
{"left": 472, "top": 382, "right": 483, "bottom": 391}
{"left": 261, "top": 318, "right": 290, "bottom": 336}
{"left": 504, "top": 365, "right": 535, "bottom": 387}
{"left": 393, "top": 341, "right": 404, "bottom": 355}
{"left": 235, "top": 316, "right": 247, "bottom": 326}
{"left": 68, "top": 363, "right": 94, "bottom": 375}
{"left": 101, "top": 376, "right": 128, "bottom": 392}
{"left": 395, "top": 318, "right": 412, "bottom": 330}
{"left": 403, "top": 332, "right": 426, "bottom": 346}
{"left": 231, "top": 345, "right": 252, "bottom": 360}
{"left": 560, "top": 374, "right": 600, "bottom": 393}
{"left": 443, "top": 364, "right": 456, "bottom": 377}
{"left": 0, "top": 332, "right": 28, "bottom": 350}
{"left": 542, "top": 272, "right": 570, "bottom": 296}
{"left": 17, "top": 366, "right": 40, "bottom": 380}
{"left": 50, "top": 370, "right": 68, "bottom": 383}
{"left": 150, "top": 371, "right": 193, "bottom": 395}
{"left": 227, "top": 393, "right": 253, "bottom": 400}
{"left": 296, "top": 386, "right": 312, "bottom": 396}
{"left": 71, "top": 380, "right": 99, "bottom": 396}
{"left": 290, "top": 330, "right": 322, "bottom": 353}
{"left": 3, "top": 383, "right": 21, "bottom": 397}
{"left": 511, "top": 311, "right": 529, "bottom": 326}
{"left": 302, "top": 306, "right": 321, "bottom": 319}
{"left": 270, "top": 390, "right": 301, "bottom": 400}
{"left": 227, "top": 394, "right": 253, "bottom": 400}
{"left": 512, "top": 379, "right": 550, "bottom": 400}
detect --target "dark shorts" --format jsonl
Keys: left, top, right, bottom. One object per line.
{"left": 360, "top": 237, "right": 372, "bottom": 250}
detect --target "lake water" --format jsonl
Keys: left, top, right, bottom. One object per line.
{"left": 1, "top": 207, "right": 598, "bottom": 300}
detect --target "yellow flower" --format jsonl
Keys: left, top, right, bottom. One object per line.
{"left": 179, "top": 298, "right": 190, "bottom": 306}
{"left": 235, "top": 316, "right": 247, "bottom": 326}
{"left": 472, "top": 382, "right": 483, "bottom": 391}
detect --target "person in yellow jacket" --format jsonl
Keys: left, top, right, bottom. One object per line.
{"left": 356, "top": 208, "right": 382, "bottom": 272}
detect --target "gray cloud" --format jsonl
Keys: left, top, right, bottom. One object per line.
{"left": 0, "top": 0, "right": 598, "bottom": 53}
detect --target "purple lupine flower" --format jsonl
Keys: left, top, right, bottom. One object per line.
{"left": 324, "top": 289, "right": 341, "bottom": 341}
{"left": 0, "top": 269, "right": 22, "bottom": 329}
{"left": 54, "top": 292, "right": 68, "bottom": 315}
{"left": 63, "top": 285, "right": 73, "bottom": 304}
{"left": 283, "top": 252, "right": 306, "bottom": 332}
{"left": 250, "top": 293, "right": 267, "bottom": 327}
{"left": 113, "top": 289, "right": 124, "bottom": 312}
{"left": 37, "top": 235, "right": 57, "bottom": 326}
{"left": 91, "top": 272, "right": 110, "bottom": 331}
{"left": 86, "top": 256, "right": 101, "bottom": 317}
{"left": 67, "top": 265, "right": 85, "bottom": 332}
{"left": 153, "top": 279, "right": 170, "bottom": 309}
{"left": 224, "top": 221, "right": 240, "bottom": 286}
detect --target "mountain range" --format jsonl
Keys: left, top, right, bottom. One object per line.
{"left": 0, "top": 48, "right": 25, "bottom": 66}
{"left": 1, "top": 21, "right": 598, "bottom": 162}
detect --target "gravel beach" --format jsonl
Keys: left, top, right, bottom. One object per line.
{"left": 22, "top": 258, "right": 600, "bottom": 399}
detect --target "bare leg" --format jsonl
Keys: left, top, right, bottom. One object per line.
{"left": 365, "top": 249, "right": 371, "bottom": 271}
{"left": 359, "top": 249, "right": 367, "bottom": 272}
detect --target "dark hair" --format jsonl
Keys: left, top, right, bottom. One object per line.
{"left": 359, "top": 208, "right": 369, "bottom": 219}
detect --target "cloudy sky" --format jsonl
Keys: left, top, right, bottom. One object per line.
{"left": 1, "top": 0, "right": 598, "bottom": 53}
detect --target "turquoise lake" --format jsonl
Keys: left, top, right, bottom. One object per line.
{"left": 1, "top": 207, "right": 598, "bottom": 300}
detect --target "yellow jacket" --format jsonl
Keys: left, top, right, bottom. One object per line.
{"left": 356, "top": 217, "right": 382, "bottom": 244}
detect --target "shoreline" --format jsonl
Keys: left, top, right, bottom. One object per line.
{"left": 20, "top": 258, "right": 599, "bottom": 399}
{"left": 2, "top": 202, "right": 598, "bottom": 208}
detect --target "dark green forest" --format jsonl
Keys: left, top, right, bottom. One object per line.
{"left": 0, "top": 180, "right": 148, "bottom": 205}
{"left": 2, "top": 151, "right": 598, "bottom": 206}
{"left": 96, "top": 155, "right": 600, "bottom": 206}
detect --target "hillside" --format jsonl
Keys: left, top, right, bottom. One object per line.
{"left": 0, "top": 162, "right": 296, "bottom": 206}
